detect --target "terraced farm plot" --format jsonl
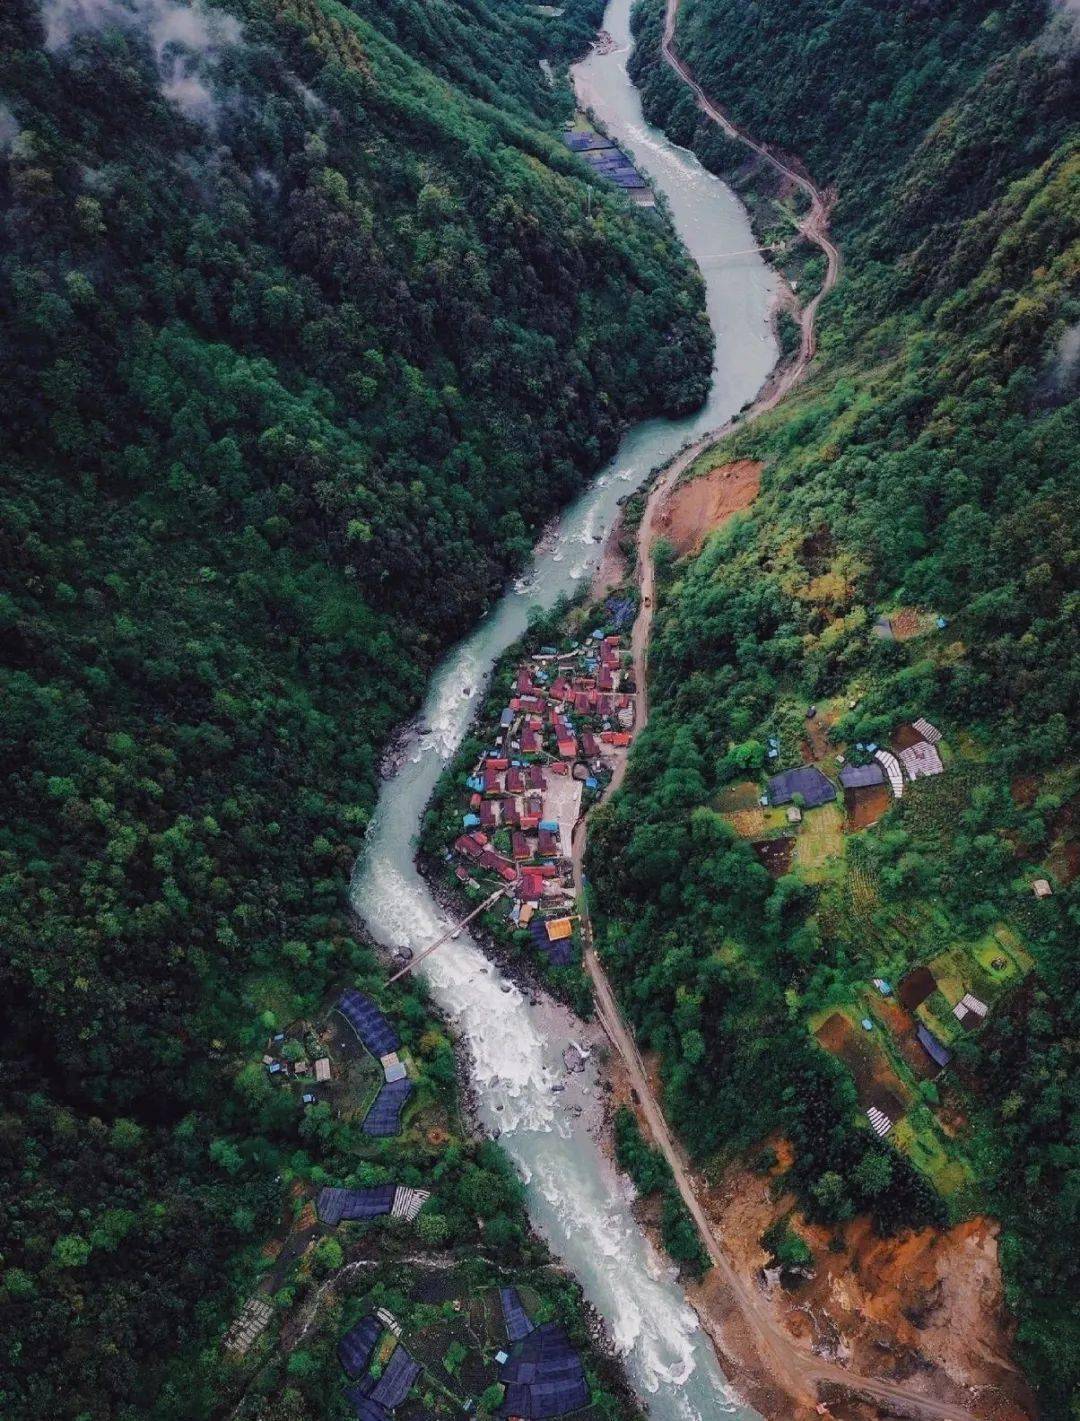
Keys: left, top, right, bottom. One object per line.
{"left": 815, "top": 1011, "right": 909, "bottom": 1120}
{"left": 725, "top": 806, "right": 765, "bottom": 837}
{"left": 971, "top": 924, "right": 1033, "bottom": 988}
{"left": 717, "top": 780, "right": 762, "bottom": 812}
{"left": 871, "top": 994, "right": 938, "bottom": 1080}
{"left": 916, "top": 992, "right": 963, "bottom": 1046}
{"left": 891, "top": 1111, "right": 973, "bottom": 1199}
{"left": 752, "top": 835, "right": 795, "bottom": 876}
{"left": 927, "top": 946, "right": 971, "bottom": 1007}
{"left": 793, "top": 801, "right": 845, "bottom": 879}
{"left": 846, "top": 859, "right": 879, "bottom": 921}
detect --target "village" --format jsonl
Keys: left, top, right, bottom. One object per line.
{"left": 436, "top": 605, "right": 639, "bottom": 981}
{"left": 710, "top": 687, "right": 1058, "bottom": 1206}
{"left": 224, "top": 983, "right": 607, "bottom": 1421}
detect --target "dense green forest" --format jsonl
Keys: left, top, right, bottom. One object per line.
{"left": 0, "top": 0, "right": 712, "bottom": 1413}
{"left": 591, "top": 0, "right": 1080, "bottom": 1414}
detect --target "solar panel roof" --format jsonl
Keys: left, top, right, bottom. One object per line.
{"left": 766, "top": 765, "right": 837, "bottom": 808}
{"left": 343, "top": 1385, "right": 391, "bottom": 1421}
{"left": 501, "top": 1378, "right": 588, "bottom": 1418}
{"left": 561, "top": 131, "right": 614, "bottom": 152}
{"left": 500, "top": 1286, "right": 534, "bottom": 1342}
{"left": 839, "top": 763, "right": 885, "bottom": 789}
{"left": 338, "top": 1315, "right": 382, "bottom": 1377}
{"left": 366, "top": 1344, "right": 421, "bottom": 1409}
{"left": 319, "top": 1185, "right": 396, "bottom": 1224}
{"left": 337, "top": 989, "right": 399, "bottom": 1058}
{"left": 362, "top": 1078, "right": 413, "bottom": 1137}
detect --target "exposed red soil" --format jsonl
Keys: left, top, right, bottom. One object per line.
{"left": 752, "top": 836, "right": 795, "bottom": 876}
{"left": 1049, "top": 836, "right": 1080, "bottom": 885}
{"left": 1010, "top": 775, "right": 1039, "bottom": 808}
{"left": 873, "top": 994, "right": 938, "bottom": 1080}
{"left": 890, "top": 607, "right": 923, "bottom": 640}
{"left": 702, "top": 1153, "right": 1033, "bottom": 1421}
{"left": 815, "top": 1011, "right": 909, "bottom": 1118}
{"left": 656, "top": 459, "right": 763, "bottom": 557}
{"left": 844, "top": 783, "right": 892, "bottom": 830}
{"left": 801, "top": 707, "right": 838, "bottom": 763}
{"left": 891, "top": 722, "right": 925, "bottom": 751}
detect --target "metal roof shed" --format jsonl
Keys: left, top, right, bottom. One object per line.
{"left": 766, "top": 765, "right": 837, "bottom": 808}
{"left": 338, "top": 1315, "right": 382, "bottom": 1377}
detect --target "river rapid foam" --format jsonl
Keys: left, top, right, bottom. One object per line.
{"left": 351, "top": 0, "right": 777, "bottom": 1410}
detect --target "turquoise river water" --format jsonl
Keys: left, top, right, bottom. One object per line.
{"left": 352, "top": 0, "right": 777, "bottom": 1413}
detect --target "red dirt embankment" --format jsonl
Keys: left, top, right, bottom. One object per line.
{"left": 701, "top": 1155, "right": 1034, "bottom": 1421}
{"left": 654, "top": 459, "right": 762, "bottom": 556}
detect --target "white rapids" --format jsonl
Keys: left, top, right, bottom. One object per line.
{"left": 351, "top": 0, "right": 776, "bottom": 1411}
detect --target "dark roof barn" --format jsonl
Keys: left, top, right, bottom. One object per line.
{"left": 767, "top": 765, "right": 837, "bottom": 808}
{"left": 338, "top": 1315, "right": 382, "bottom": 1377}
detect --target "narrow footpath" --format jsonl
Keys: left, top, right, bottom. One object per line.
{"left": 570, "top": 17, "right": 983, "bottom": 1421}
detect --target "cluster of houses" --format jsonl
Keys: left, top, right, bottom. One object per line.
{"left": 765, "top": 715, "right": 944, "bottom": 813}
{"left": 496, "top": 1288, "right": 589, "bottom": 1418}
{"left": 450, "top": 632, "right": 636, "bottom": 967}
{"left": 329, "top": 1286, "right": 590, "bottom": 1421}
{"left": 262, "top": 1027, "right": 334, "bottom": 1109}
{"left": 562, "top": 127, "right": 648, "bottom": 191}
{"left": 316, "top": 1184, "right": 430, "bottom": 1227}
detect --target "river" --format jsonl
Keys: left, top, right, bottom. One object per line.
{"left": 350, "top": 0, "right": 777, "bottom": 1413}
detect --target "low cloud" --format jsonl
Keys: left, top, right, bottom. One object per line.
{"left": 41, "top": 0, "right": 241, "bottom": 124}
{"left": 1039, "top": 0, "right": 1080, "bottom": 53}
{"left": 0, "top": 103, "right": 21, "bottom": 151}
{"left": 1049, "top": 319, "right": 1080, "bottom": 393}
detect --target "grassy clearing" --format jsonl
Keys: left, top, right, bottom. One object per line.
{"left": 892, "top": 1108, "right": 973, "bottom": 1202}
{"left": 793, "top": 801, "right": 845, "bottom": 879}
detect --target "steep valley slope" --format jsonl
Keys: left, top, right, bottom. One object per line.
{"left": 588, "top": 1, "right": 1079, "bottom": 1416}
{"left": 0, "top": 0, "right": 712, "bottom": 1415}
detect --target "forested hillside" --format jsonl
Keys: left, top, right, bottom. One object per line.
{"left": 0, "top": 0, "right": 712, "bottom": 1413}
{"left": 592, "top": 0, "right": 1079, "bottom": 1413}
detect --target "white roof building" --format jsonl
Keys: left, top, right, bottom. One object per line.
{"left": 874, "top": 749, "right": 904, "bottom": 798}
{"left": 913, "top": 717, "right": 943, "bottom": 744}
{"left": 866, "top": 1106, "right": 893, "bottom": 1137}
{"left": 900, "top": 740, "right": 944, "bottom": 780}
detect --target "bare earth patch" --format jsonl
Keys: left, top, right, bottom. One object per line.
{"left": 815, "top": 1011, "right": 909, "bottom": 1118}
{"left": 655, "top": 459, "right": 763, "bottom": 557}
{"left": 752, "top": 836, "right": 795, "bottom": 876}
{"left": 700, "top": 1155, "right": 1033, "bottom": 1421}
{"left": 727, "top": 807, "right": 766, "bottom": 838}
{"left": 801, "top": 705, "right": 838, "bottom": 763}
{"left": 845, "top": 783, "right": 892, "bottom": 830}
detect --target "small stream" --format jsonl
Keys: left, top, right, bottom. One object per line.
{"left": 351, "top": 0, "right": 776, "bottom": 1414}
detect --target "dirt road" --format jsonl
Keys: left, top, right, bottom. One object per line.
{"left": 569, "top": 18, "right": 987, "bottom": 1421}
{"left": 661, "top": 0, "right": 840, "bottom": 383}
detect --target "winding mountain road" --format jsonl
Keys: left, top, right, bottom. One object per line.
{"left": 661, "top": 0, "right": 840, "bottom": 380}
{"left": 570, "top": 14, "right": 986, "bottom": 1421}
